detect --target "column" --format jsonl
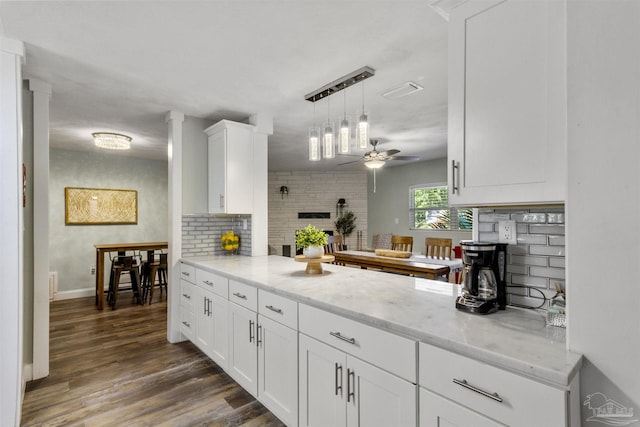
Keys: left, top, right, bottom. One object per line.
{"left": 249, "top": 113, "right": 273, "bottom": 256}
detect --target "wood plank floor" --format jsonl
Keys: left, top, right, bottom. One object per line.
{"left": 21, "top": 293, "right": 285, "bottom": 427}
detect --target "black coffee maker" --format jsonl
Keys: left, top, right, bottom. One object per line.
{"left": 455, "top": 241, "right": 507, "bottom": 314}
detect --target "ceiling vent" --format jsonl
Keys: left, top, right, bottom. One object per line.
{"left": 381, "top": 81, "right": 424, "bottom": 100}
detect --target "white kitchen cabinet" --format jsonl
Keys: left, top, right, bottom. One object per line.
{"left": 205, "top": 119, "right": 254, "bottom": 214}
{"left": 298, "top": 304, "right": 417, "bottom": 427}
{"left": 419, "top": 342, "right": 571, "bottom": 427}
{"left": 228, "top": 301, "right": 258, "bottom": 396}
{"left": 420, "top": 388, "right": 501, "bottom": 427}
{"left": 447, "top": 0, "right": 566, "bottom": 206}
{"left": 179, "top": 279, "right": 195, "bottom": 342}
{"left": 193, "top": 281, "right": 229, "bottom": 369}
{"left": 299, "top": 333, "right": 416, "bottom": 427}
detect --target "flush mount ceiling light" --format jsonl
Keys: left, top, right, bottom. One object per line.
{"left": 92, "top": 132, "right": 132, "bottom": 150}
{"left": 381, "top": 81, "right": 424, "bottom": 100}
{"left": 305, "top": 66, "right": 375, "bottom": 161}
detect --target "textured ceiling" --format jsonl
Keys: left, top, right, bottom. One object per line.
{"left": 0, "top": 1, "right": 448, "bottom": 171}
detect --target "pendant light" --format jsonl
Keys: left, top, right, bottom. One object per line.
{"left": 309, "top": 102, "right": 320, "bottom": 161}
{"left": 357, "top": 80, "right": 369, "bottom": 150}
{"left": 323, "top": 96, "right": 335, "bottom": 159}
{"left": 338, "top": 87, "right": 351, "bottom": 155}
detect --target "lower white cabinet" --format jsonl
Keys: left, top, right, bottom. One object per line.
{"left": 193, "top": 284, "right": 229, "bottom": 369}
{"left": 299, "top": 333, "right": 416, "bottom": 427}
{"left": 420, "top": 388, "right": 501, "bottom": 427}
{"left": 228, "top": 302, "right": 258, "bottom": 395}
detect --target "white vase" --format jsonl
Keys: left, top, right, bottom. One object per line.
{"left": 303, "top": 245, "right": 324, "bottom": 259}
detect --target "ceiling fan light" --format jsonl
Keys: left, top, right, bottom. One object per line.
{"left": 338, "top": 117, "right": 351, "bottom": 154}
{"left": 357, "top": 113, "right": 369, "bottom": 149}
{"left": 365, "top": 159, "right": 385, "bottom": 169}
{"left": 92, "top": 132, "right": 131, "bottom": 150}
{"left": 309, "top": 128, "right": 320, "bottom": 161}
{"left": 323, "top": 123, "right": 335, "bottom": 159}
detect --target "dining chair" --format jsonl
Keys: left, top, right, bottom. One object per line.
{"left": 324, "top": 235, "right": 343, "bottom": 254}
{"left": 425, "top": 237, "right": 453, "bottom": 259}
{"left": 391, "top": 235, "right": 413, "bottom": 252}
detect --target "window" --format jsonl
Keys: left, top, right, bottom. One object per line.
{"left": 410, "top": 184, "right": 473, "bottom": 230}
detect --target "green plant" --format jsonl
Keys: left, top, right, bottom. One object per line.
{"left": 335, "top": 210, "right": 357, "bottom": 237}
{"left": 295, "top": 224, "right": 328, "bottom": 249}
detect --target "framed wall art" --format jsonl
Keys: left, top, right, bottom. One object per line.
{"left": 65, "top": 187, "right": 138, "bottom": 225}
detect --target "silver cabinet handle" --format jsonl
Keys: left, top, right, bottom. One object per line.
{"left": 249, "top": 319, "right": 255, "bottom": 343}
{"left": 233, "top": 292, "right": 247, "bottom": 300}
{"left": 347, "top": 368, "right": 355, "bottom": 403}
{"left": 181, "top": 271, "right": 190, "bottom": 277}
{"left": 453, "top": 378, "right": 503, "bottom": 403}
{"left": 335, "top": 363, "right": 343, "bottom": 396}
{"left": 257, "top": 324, "right": 263, "bottom": 346}
{"left": 330, "top": 331, "right": 356, "bottom": 345}
{"left": 265, "top": 305, "right": 282, "bottom": 314}
{"left": 182, "top": 293, "right": 191, "bottom": 299}
{"left": 203, "top": 280, "right": 213, "bottom": 286}
{"left": 182, "top": 321, "right": 191, "bottom": 328}
{"left": 451, "top": 160, "right": 459, "bottom": 194}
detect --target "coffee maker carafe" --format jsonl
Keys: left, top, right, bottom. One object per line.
{"left": 456, "top": 241, "right": 507, "bottom": 314}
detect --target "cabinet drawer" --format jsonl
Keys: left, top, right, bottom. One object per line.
{"left": 229, "top": 280, "right": 258, "bottom": 312}
{"left": 299, "top": 304, "right": 416, "bottom": 382}
{"left": 180, "top": 263, "right": 196, "bottom": 284}
{"left": 195, "top": 268, "right": 229, "bottom": 298}
{"left": 419, "top": 342, "right": 567, "bottom": 426}
{"left": 180, "top": 279, "right": 195, "bottom": 312}
{"left": 258, "top": 290, "right": 297, "bottom": 330}
{"left": 180, "top": 309, "right": 195, "bottom": 341}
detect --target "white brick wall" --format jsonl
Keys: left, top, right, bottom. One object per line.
{"left": 477, "top": 206, "right": 565, "bottom": 308}
{"left": 269, "top": 171, "right": 368, "bottom": 256}
{"left": 182, "top": 214, "right": 252, "bottom": 257}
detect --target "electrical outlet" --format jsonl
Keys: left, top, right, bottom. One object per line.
{"left": 498, "top": 220, "right": 517, "bottom": 244}
{"left": 90, "top": 265, "right": 96, "bottom": 275}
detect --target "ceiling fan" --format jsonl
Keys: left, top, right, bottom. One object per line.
{"left": 338, "top": 139, "right": 420, "bottom": 169}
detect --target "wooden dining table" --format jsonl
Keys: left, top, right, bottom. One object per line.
{"left": 333, "top": 250, "right": 456, "bottom": 280}
{"left": 95, "top": 241, "right": 168, "bottom": 310}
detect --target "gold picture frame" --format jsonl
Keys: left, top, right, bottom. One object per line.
{"left": 65, "top": 187, "right": 138, "bottom": 225}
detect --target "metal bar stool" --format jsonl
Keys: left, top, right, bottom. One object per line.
{"left": 107, "top": 253, "right": 142, "bottom": 309}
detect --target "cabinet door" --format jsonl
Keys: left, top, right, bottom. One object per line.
{"left": 209, "top": 294, "right": 228, "bottom": 370}
{"left": 208, "top": 128, "right": 226, "bottom": 214}
{"left": 299, "top": 334, "right": 347, "bottom": 427}
{"left": 420, "top": 388, "right": 502, "bottom": 427}
{"left": 448, "top": 0, "right": 566, "bottom": 206}
{"left": 193, "top": 286, "right": 213, "bottom": 355}
{"left": 258, "top": 315, "right": 298, "bottom": 427}
{"left": 228, "top": 302, "right": 258, "bottom": 396}
{"left": 346, "top": 356, "right": 416, "bottom": 427}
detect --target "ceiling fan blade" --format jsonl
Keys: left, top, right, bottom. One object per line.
{"left": 378, "top": 149, "right": 400, "bottom": 158}
{"left": 388, "top": 155, "right": 420, "bottom": 161}
{"left": 337, "top": 160, "right": 362, "bottom": 166}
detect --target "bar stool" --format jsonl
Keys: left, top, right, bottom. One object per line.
{"left": 145, "top": 253, "right": 168, "bottom": 304}
{"left": 107, "top": 254, "right": 142, "bottom": 309}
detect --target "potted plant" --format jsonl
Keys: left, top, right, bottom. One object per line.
{"left": 296, "top": 224, "right": 328, "bottom": 258}
{"left": 334, "top": 210, "right": 357, "bottom": 249}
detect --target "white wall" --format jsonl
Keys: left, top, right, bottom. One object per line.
{"left": 367, "top": 158, "right": 471, "bottom": 254}
{"left": 49, "top": 148, "right": 168, "bottom": 296}
{"left": 566, "top": 0, "right": 639, "bottom": 418}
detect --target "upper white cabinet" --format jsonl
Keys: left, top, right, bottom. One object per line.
{"left": 447, "top": 0, "right": 566, "bottom": 206}
{"left": 205, "top": 120, "right": 254, "bottom": 214}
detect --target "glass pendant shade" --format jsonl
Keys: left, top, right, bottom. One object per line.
{"left": 338, "top": 117, "right": 351, "bottom": 154}
{"left": 309, "top": 128, "right": 320, "bottom": 161}
{"left": 323, "top": 123, "right": 335, "bottom": 159}
{"left": 357, "top": 113, "right": 369, "bottom": 149}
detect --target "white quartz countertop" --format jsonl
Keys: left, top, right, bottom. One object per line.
{"left": 181, "top": 255, "right": 582, "bottom": 387}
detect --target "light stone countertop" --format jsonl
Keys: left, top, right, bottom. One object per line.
{"left": 181, "top": 254, "right": 582, "bottom": 387}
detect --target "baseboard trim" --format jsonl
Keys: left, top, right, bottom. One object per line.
{"left": 23, "top": 363, "right": 33, "bottom": 385}
{"left": 53, "top": 288, "right": 93, "bottom": 301}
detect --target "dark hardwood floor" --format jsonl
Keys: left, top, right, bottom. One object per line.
{"left": 21, "top": 292, "right": 285, "bottom": 427}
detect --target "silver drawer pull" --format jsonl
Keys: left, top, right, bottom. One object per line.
{"left": 233, "top": 292, "right": 247, "bottom": 300}
{"left": 182, "top": 293, "right": 191, "bottom": 299}
{"left": 203, "top": 280, "right": 213, "bottom": 286}
{"left": 182, "top": 321, "right": 191, "bottom": 328}
{"left": 181, "top": 271, "right": 190, "bottom": 277}
{"left": 453, "top": 378, "right": 503, "bottom": 403}
{"left": 330, "top": 331, "right": 356, "bottom": 345}
{"left": 265, "top": 305, "right": 283, "bottom": 314}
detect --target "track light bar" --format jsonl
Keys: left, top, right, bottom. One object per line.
{"left": 304, "top": 66, "right": 375, "bottom": 103}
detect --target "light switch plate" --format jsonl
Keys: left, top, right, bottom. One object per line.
{"left": 498, "top": 220, "right": 517, "bottom": 244}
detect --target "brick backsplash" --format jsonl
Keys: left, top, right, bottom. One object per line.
{"left": 477, "top": 206, "right": 565, "bottom": 308}
{"left": 182, "top": 214, "right": 252, "bottom": 257}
